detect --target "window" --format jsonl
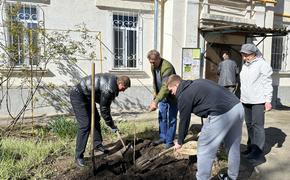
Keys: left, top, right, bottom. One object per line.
{"left": 6, "top": 3, "right": 39, "bottom": 66}
{"left": 113, "top": 13, "right": 139, "bottom": 69}
{"left": 271, "top": 36, "right": 287, "bottom": 71}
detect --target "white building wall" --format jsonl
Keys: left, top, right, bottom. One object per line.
{"left": 1, "top": 0, "right": 290, "bottom": 118}
{"left": 0, "top": 0, "right": 157, "bottom": 117}
{"left": 162, "top": 0, "right": 174, "bottom": 65}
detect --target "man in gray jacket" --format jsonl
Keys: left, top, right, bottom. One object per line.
{"left": 240, "top": 43, "right": 273, "bottom": 164}
{"left": 217, "top": 50, "right": 239, "bottom": 93}
{"left": 70, "top": 73, "right": 131, "bottom": 167}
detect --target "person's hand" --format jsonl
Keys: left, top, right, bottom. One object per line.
{"left": 265, "top": 102, "right": 272, "bottom": 111}
{"left": 149, "top": 101, "right": 158, "bottom": 111}
{"left": 111, "top": 125, "right": 119, "bottom": 133}
{"left": 173, "top": 141, "right": 182, "bottom": 151}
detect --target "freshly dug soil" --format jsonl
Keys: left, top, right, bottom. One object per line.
{"left": 58, "top": 139, "right": 197, "bottom": 180}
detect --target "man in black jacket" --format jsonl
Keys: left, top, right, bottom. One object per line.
{"left": 167, "top": 75, "right": 244, "bottom": 180}
{"left": 70, "top": 73, "right": 131, "bottom": 167}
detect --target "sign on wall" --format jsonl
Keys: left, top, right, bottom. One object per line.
{"left": 182, "top": 48, "right": 201, "bottom": 80}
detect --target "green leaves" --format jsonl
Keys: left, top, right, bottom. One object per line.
{"left": 48, "top": 116, "right": 78, "bottom": 139}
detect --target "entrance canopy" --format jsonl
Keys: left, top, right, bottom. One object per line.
{"left": 200, "top": 25, "right": 289, "bottom": 37}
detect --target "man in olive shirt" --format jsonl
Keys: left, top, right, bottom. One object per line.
{"left": 147, "top": 49, "right": 178, "bottom": 149}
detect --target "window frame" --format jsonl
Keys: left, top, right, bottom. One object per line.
{"left": 5, "top": 3, "right": 40, "bottom": 67}
{"left": 112, "top": 12, "right": 141, "bottom": 70}
{"left": 271, "top": 36, "right": 287, "bottom": 72}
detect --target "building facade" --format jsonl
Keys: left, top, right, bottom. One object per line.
{"left": 0, "top": 0, "right": 289, "bottom": 118}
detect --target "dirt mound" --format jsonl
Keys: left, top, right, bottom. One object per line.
{"left": 56, "top": 139, "right": 197, "bottom": 180}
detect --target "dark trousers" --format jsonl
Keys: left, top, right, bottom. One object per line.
{"left": 243, "top": 103, "right": 265, "bottom": 151}
{"left": 224, "top": 85, "right": 237, "bottom": 94}
{"left": 70, "top": 89, "right": 103, "bottom": 159}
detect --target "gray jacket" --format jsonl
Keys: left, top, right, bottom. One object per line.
{"left": 217, "top": 59, "right": 239, "bottom": 86}
{"left": 77, "top": 73, "right": 119, "bottom": 128}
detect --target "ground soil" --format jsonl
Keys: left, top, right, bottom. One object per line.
{"left": 2, "top": 109, "right": 289, "bottom": 180}
{"left": 53, "top": 139, "right": 199, "bottom": 180}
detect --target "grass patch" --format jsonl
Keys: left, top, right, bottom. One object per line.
{"left": 48, "top": 116, "right": 78, "bottom": 139}
{"left": 0, "top": 138, "right": 68, "bottom": 179}
{"left": 0, "top": 115, "right": 157, "bottom": 178}
{"left": 100, "top": 119, "right": 157, "bottom": 142}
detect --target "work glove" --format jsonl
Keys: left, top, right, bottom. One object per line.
{"left": 111, "top": 125, "right": 119, "bottom": 133}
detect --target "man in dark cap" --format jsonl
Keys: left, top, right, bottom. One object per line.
{"left": 240, "top": 43, "right": 273, "bottom": 164}
{"left": 70, "top": 73, "right": 131, "bottom": 167}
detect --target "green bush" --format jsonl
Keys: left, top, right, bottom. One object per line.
{"left": 48, "top": 116, "right": 78, "bottom": 139}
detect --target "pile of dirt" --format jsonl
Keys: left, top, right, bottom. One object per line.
{"left": 56, "top": 139, "right": 197, "bottom": 180}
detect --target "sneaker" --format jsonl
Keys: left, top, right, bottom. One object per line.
{"left": 247, "top": 146, "right": 266, "bottom": 166}
{"left": 95, "top": 144, "right": 109, "bottom": 154}
{"left": 218, "top": 173, "right": 232, "bottom": 180}
{"left": 75, "top": 158, "right": 85, "bottom": 167}
{"left": 248, "top": 155, "right": 266, "bottom": 166}
{"left": 153, "top": 139, "right": 165, "bottom": 146}
{"left": 246, "top": 147, "right": 263, "bottom": 160}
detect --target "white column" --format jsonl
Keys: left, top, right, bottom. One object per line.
{"left": 184, "top": 0, "right": 200, "bottom": 47}
{"left": 253, "top": 4, "right": 267, "bottom": 60}
{"left": 263, "top": 3, "right": 274, "bottom": 64}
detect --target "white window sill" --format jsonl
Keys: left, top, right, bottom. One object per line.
{"left": 0, "top": 66, "right": 48, "bottom": 76}
{"left": 109, "top": 70, "right": 149, "bottom": 79}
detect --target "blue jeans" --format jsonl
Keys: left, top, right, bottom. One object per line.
{"left": 158, "top": 100, "right": 178, "bottom": 146}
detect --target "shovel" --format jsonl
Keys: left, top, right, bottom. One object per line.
{"left": 104, "top": 131, "right": 130, "bottom": 162}
{"left": 135, "top": 141, "right": 197, "bottom": 171}
{"left": 117, "top": 131, "right": 126, "bottom": 149}
{"left": 136, "top": 146, "right": 174, "bottom": 170}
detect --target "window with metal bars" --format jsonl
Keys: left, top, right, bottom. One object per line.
{"left": 113, "top": 13, "right": 138, "bottom": 69}
{"left": 271, "top": 36, "right": 286, "bottom": 71}
{"left": 6, "top": 3, "right": 39, "bottom": 66}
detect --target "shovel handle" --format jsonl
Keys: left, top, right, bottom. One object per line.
{"left": 117, "top": 131, "right": 126, "bottom": 148}
{"left": 140, "top": 146, "right": 174, "bottom": 168}
{"left": 156, "top": 146, "right": 174, "bottom": 158}
{"left": 148, "top": 146, "right": 174, "bottom": 162}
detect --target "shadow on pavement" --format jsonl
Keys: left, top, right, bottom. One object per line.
{"left": 237, "top": 127, "right": 287, "bottom": 179}
{"left": 264, "top": 127, "right": 287, "bottom": 154}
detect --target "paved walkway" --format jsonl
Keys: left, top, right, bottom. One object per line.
{"left": 246, "top": 109, "right": 290, "bottom": 180}
{"left": 128, "top": 109, "right": 290, "bottom": 180}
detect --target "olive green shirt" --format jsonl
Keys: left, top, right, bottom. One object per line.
{"left": 151, "top": 58, "right": 176, "bottom": 104}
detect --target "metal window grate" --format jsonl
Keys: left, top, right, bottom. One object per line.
{"left": 271, "top": 36, "right": 285, "bottom": 71}
{"left": 6, "top": 3, "right": 39, "bottom": 66}
{"left": 113, "top": 13, "right": 138, "bottom": 69}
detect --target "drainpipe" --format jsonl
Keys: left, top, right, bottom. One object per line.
{"left": 199, "top": 32, "right": 205, "bottom": 79}
{"left": 154, "top": 0, "right": 158, "bottom": 50}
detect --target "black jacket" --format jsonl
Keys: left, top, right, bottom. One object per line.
{"left": 176, "top": 79, "right": 240, "bottom": 144}
{"left": 77, "top": 73, "right": 119, "bottom": 128}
